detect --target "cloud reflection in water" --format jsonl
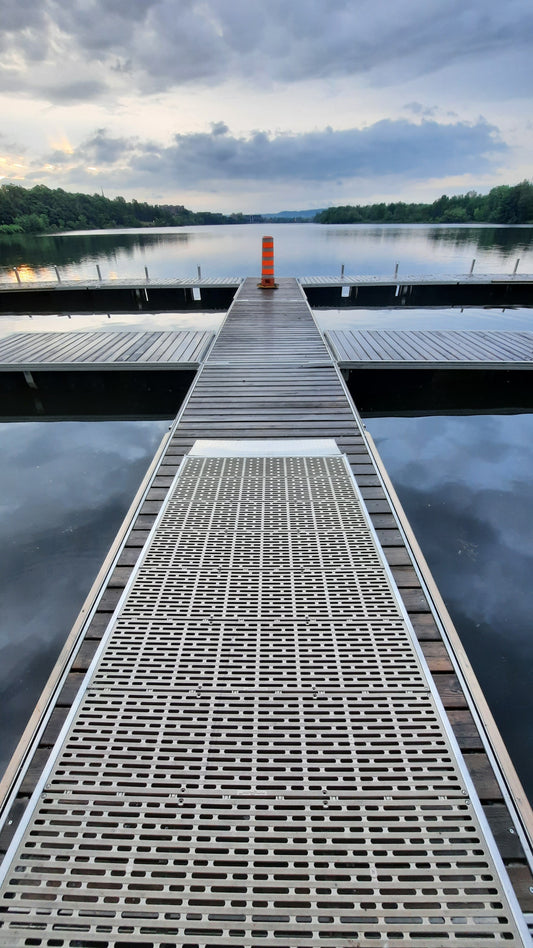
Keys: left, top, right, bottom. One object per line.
{"left": 0, "top": 418, "right": 170, "bottom": 774}
{"left": 367, "top": 412, "right": 533, "bottom": 802}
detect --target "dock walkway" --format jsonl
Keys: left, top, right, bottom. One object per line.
{"left": 0, "top": 279, "right": 531, "bottom": 944}
{"left": 301, "top": 273, "right": 533, "bottom": 286}
{"left": 327, "top": 328, "right": 533, "bottom": 368}
{"left": 0, "top": 275, "right": 242, "bottom": 291}
{"left": 2, "top": 327, "right": 532, "bottom": 373}
{"left": 0, "top": 329, "right": 214, "bottom": 370}
{"left": 1, "top": 271, "right": 532, "bottom": 311}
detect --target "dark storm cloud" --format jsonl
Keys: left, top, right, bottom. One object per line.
{"left": 1, "top": 0, "right": 531, "bottom": 96}
{"left": 73, "top": 118, "right": 505, "bottom": 187}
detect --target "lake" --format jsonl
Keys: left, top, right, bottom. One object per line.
{"left": 2, "top": 222, "right": 533, "bottom": 285}
{"left": 0, "top": 222, "right": 532, "bottom": 802}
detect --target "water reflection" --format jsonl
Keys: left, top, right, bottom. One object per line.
{"left": 1, "top": 222, "right": 533, "bottom": 284}
{"left": 366, "top": 413, "right": 533, "bottom": 802}
{"left": 0, "top": 310, "right": 224, "bottom": 339}
{"left": 317, "top": 305, "right": 533, "bottom": 333}
{"left": 426, "top": 225, "right": 533, "bottom": 256}
{"left": 0, "top": 230, "right": 191, "bottom": 271}
{"left": 0, "top": 418, "right": 171, "bottom": 774}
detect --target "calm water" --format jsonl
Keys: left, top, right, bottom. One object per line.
{"left": 0, "top": 419, "right": 171, "bottom": 774}
{"left": 367, "top": 414, "right": 533, "bottom": 798}
{"left": 1, "top": 221, "right": 533, "bottom": 284}
{"left": 0, "top": 223, "right": 532, "bottom": 801}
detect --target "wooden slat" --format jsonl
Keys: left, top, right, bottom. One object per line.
{"left": 0, "top": 329, "right": 215, "bottom": 369}
{"left": 327, "top": 328, "right": 533, "bottom": 367}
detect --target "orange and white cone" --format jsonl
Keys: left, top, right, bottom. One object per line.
{"left": 258, "top": 236, "right": 278, "bottom": 288}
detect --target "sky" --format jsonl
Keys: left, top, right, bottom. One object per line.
{"left": 0, "top": 0, "right": 532, "bottom": 212}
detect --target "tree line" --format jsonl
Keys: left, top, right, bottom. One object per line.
{"left": 315, "top": 181, "right": 533, "bottom": 225}
{"left": 0, "top": 184, "right": 251, "bottom": 234}
{"left": 2, "top": 180, "right": 533, "bottom": 234}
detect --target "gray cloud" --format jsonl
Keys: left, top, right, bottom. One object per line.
{"left": 1, "top": 0, "right": 531, "bottom": 98}
{"left": 404, "top": 103, "right": 438, "bottom": 118}
{"left": 81, "top": 128, "right": 137, "bottom": 164}
{"left": 42, "top": 80, "right": 108, "bottom": 104}
{"left": 66, "top": 118, "right": 505, "bottom": 189}
{"left": 0, "top": 0, "right": 48, "bottom": 39}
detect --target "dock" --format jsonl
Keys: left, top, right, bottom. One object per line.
{"left": 0, "top": 329, "right": 215, "bottom": 371}
{"left": 301, "top": 273, "right": 533, "bottom": 307}
{"left": 0, "top": 276, "right": 241, "bottom": 313}
{"left": 2, "top": 328, "right": 532, "bottom": 374}
{"left": 1, "top": 270, "right": 533, "bottom": 311}
{"left": 326, "top": 328, "right": 533, "bottom": 368}
{"left": 0, "top": 278, "right": 532, "bottom": 945}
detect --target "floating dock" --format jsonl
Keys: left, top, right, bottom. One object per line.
{"left": 301, "top": 273, "right": 533, "bottom": 307}
{"left": 2, "top": 328, "right": 532, "bottom": 373}
{"left": 0, "top": 276, "right": 241, "bottom": 313}
{"left": 0, "top": 329, "right": 215, "bottom": 371}
{"left": 0, "top": 278, "right": 532, "bottom": 945}
{"left": 326, "top": 328, "right": 533, "bottom": 368}
{"left": 1, "top": 270, "right": 533, "bottom": 311}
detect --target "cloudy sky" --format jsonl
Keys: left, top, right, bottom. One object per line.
{"left": 0, "top": 0, "right": 531, "bottom": 212}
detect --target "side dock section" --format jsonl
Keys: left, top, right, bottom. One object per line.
{"left": 0, "top": 278, "right": 532, "bottom": 944}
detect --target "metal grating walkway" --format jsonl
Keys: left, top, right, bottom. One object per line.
{"left": 0, "top": 445, "right": 527, "bottom": 945}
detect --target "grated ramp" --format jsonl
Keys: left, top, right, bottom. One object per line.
{"left": 0, "top": 448, "right": 527, "bottom": 945}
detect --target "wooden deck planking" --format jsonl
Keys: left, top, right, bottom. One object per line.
{"left": 0, "top": 330, "right": 134, "bottom": 365}
{"left": 0, "top": 329, "right": 215, "bottom": 369}
{"left": 0, "top": 329, "right": 96, "bottom": 363}
{"left": 0, "top": 275, "right": 242, "bottom": 291}
{"left": 327, "top": 328, "right": 533, "bottom": 366}
{"left": 301, "top": 273, "right": 533, "bottom": 286}
{"left": 2, "top": 272, "right": 533, "bottom": 292}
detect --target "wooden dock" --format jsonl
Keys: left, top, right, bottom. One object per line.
{"left": 3, "top": 327, "right": 531, "bottom": 373}
{"left": 0, "top": 276, "right": 242, "bottom": 291}
{"left": 1, "top": 271, "right": 533, "bottom": 310}
{"left": 0, "top": 329, "right": 215, "bottom": 371}
{"left": 327, "top": 328, "right": 533, "bottom": 368}
{"left": 301, "top": 273, "right": 533, "bottom": 307}
{"left": 302, "top": 273, "right": 533, "bottom": 286}
{"left": 0, "top": 276, "right": 241, "bottom": 314}
{"left": 0, "top": 278, "right": 532, "bottom": 945}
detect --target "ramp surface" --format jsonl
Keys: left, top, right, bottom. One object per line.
{"left": 0, "top": 446, "right": 526, "bottom": 945}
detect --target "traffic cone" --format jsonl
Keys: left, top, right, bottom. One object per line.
{"left": 258, "top": 236, "right": 278, "bottom": 288}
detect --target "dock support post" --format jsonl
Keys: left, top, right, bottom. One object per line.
{"left": 145, "top": 266, "right": 150, "bottom": 282}
{"left": 470, "top": 258, "right": 476, "bottom": 274}
{"left": 394, "top": 262, "right": 399, "bottom": 279}
{"left": 13, "top": 267, "right": 21, "bottom": 285}
{"left": 513, "top": 258, "right": 520, "bottom": 275}
{"left": 341, "top": 263, "right": 345, "bottom": 278}
{"left": 197, "top": 265, "right": 202, "bottom": 280}
{"left": 54, "top": 266, "right": 61, "bottom": 284}
{"left": 96, "top": 265, "right": 102, "bottom": 281}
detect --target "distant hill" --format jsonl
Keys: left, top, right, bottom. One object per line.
{"left": 265, "top": 209, "right": 324, "bottom": 221}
